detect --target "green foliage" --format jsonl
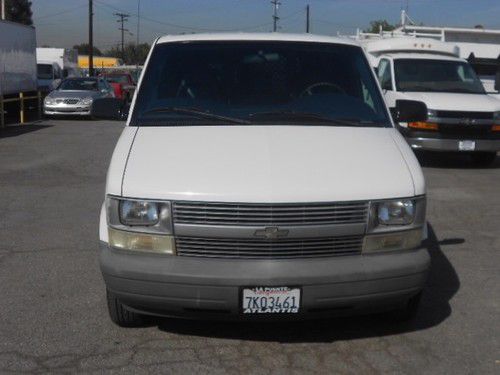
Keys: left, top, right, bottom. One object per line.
{"left": 5, "top": 0, "right": 33, "bottom": 25}
{"left": 73, "top": 43, "right": 103, "bottom": 57}
{"left": 104, "top": 43, "right": 151, "bottom": 65}
{"left": 364, "top": 20, "right": 396, "bottom": 34}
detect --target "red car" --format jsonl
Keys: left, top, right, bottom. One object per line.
{"left": 100, "top": 72, "right": 136, "bottom": 102}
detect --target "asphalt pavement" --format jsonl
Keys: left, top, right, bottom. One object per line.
{"left": 0, "top": 119, "right": 498, "bottom": 374}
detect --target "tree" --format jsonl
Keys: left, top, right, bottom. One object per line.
{"left": 364, "top": 20, "right": 396, "bottom": 34}
{"left": 5, "top": 0, "right": 33, "bottom": 25}
{"left": 104, "top": 43, "right": 151, "bottom": 65}
{"left": 73, "top": 43, "right": 103, "bottom": 56}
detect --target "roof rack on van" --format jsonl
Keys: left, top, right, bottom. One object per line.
{"left": 360, "top": 37, "right": 460, "bottom": 58}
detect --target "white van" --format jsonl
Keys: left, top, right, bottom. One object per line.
{"left": 92, "top": 33, "right": 430, "bottom": 326}
{"left": 363, "top": 38, "right": 500, "bottom": 165}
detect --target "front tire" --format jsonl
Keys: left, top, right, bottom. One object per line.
{"left": 470, "top": 152, "right": 497, "bottom": 166}
{"left": 106, "top": 290, "right": 144, "bottom": 327}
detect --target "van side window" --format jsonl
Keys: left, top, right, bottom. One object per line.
{"left": 377, "top": 59, "right": 393, "bottom": 90}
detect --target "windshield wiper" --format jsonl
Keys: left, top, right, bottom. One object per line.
{"left": 249, "top": 111, "right": 384, "bottom": 126}
{"left": 141, "top": 106, "right": 250, "bottom": 125}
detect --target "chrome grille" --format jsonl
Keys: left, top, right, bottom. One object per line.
{"left": 176, "top": 236, "right": 363, "bottom": 259}
{"left": 173, "top": 201, "right": 369, "bottom": 226}
{"left": 63, "top": 99, "right": 79, "bottom": 104}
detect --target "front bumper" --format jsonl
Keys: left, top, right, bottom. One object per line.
{"left": 100, "top": 241, "right": 430, "bottom": 320}
{"left": 44, "top": 104, "right": 91, "bottom": 116}
{"left": 407, "top": 137, "right": 500, "bottom": 152}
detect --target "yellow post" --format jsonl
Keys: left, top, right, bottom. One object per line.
{"left": 37, "top": 90, "right": 42, "bottom": 119}
{"left": 19, "top": 92, "right": 25, "bottom": 124}
{"left": 0, "top": 95, "right": 4, "bottom": 129}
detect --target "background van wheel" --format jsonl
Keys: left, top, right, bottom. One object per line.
{"left": 470, "top": 152, "right": 497, "bottom": 166}
{"left": 106, "top": 290, "right": 143, "bottom": 327}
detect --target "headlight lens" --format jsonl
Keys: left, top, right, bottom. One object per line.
{"left": 106, "top": 197, "right": 172, "bottom": 234}
{"left": 120, "top": 200, "right": 159, "bottom": 226}
{"left": 377, "top": 199, "right": 415, "bottom": 225}
{"left": 80, "top": 97, "right": 93, "bottom": 105}
{"left": 44, "top": 97, "right": 55, "bottom": 105}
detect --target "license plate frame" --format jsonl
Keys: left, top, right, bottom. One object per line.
{"left": 240, "top": 286, "right": 301, "bottom": 314}
{"left": 458, "top": 140, "right": 476, "bottom": 151}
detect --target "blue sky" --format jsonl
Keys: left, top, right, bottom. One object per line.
{"left": 32, "top": 0, "right": 500, "bottom": 50}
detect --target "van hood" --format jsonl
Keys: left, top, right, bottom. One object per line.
{"left": 400, "top": 92, "right": 500, "bottom": 112}
{"left": 121, "top": 126, "right": 418, "bottom": 203}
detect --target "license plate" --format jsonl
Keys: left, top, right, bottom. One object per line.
{"left": 459, "top": 140, "right": 475, "bottom": 151}
{"left": 242, "top": 287, "right": 300, "bottom": 314}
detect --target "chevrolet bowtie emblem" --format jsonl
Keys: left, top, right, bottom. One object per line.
{"left": 254, "top": 227, "right": 289, "bottom": 239}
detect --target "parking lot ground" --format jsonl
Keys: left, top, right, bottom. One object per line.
{"left": 0, "top": 119, "right": 499, "bottom": 374}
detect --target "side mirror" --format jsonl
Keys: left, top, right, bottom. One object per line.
{"left": 394, "top": 100, "right": 428, "bottom": 123}
{"left": 91, "top": 98, "right": 129, "bottom": 120}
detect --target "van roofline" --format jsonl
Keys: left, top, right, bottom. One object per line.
{"left": 156, "top": 32, "right": 360, "bottom": 47}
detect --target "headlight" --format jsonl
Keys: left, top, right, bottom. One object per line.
{"left": 80, "top": 97, "right": 93, "bottom": 105}
{"left": 377, "top": 200, "right": 415, "bottom": 225}
{"left": 44, "top": 97, "right": 55, "bottom": 105}
{"left": 364, "top": 196, "right": 426, "bottom": 253}
{"left": 427, "top": 109, "right": 437, "bottom": 118}
{"left": 106, "top": 197, "right": 174, "bottom": 254}
{"left": 120, "top": 200, "right": 159, "bottom": 226}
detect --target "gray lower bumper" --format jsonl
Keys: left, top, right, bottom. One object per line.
{"left": 100, "top": 241, "right": 430, "bottom": 319}
{"left": 407, "top": 137, "right": 500, "bottom": 152}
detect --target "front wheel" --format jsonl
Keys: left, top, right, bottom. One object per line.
{"left": 106, "top": 290, "right": 144, "bottom": 327}
{"left": 470, "top": 152, "right": 497, "bottom": 166}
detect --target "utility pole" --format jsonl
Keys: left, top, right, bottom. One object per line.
{"left": 114, "top": 12, "right": 130, "bottom": 61}
{"left": 271, "top": 0, "right": 280, "bottom": 32}
{"left": 306, "top": 4, "right": 310, "bottom": 33}
{"left": 88, "top": 0, "right": 94, "bottom": 76}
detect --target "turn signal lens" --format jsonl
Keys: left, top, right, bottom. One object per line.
{"left": 363, "top": 228, "right": 423, "bottom": 253}
{"left": 108, "top": 227, "right": 176, "bottom": 254}
{"left": 408, "top": 122, "right": 438, "bottom": 130}
{"left": 492, "top": 125, "right": 500, "bottom": 132}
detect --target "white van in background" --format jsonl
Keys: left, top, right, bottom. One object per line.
{"left": 36, "top": 48, "right": 80, "bottom": 91}
{"left": 362, "top": 37, "right": 500, "bottom": 165}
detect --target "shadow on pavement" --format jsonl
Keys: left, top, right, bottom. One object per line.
{"left": 151, "top": 224, "right": 460, "bottom": 343}
{"left": 0, "top": 124, "right": 53, "bottom": 138}
{"left": 416, "top": 150, "right": 500, "bottom": 169}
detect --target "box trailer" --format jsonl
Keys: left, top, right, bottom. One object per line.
{"left": 0, "top": 20, "right": 37, "bottom": 96}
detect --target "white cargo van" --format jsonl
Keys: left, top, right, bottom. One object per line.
{"left": 92, "top": 33, "right": 430, "bottom": 326}
{"left": 363, "top": 37, "right": 500, "bottom": 165}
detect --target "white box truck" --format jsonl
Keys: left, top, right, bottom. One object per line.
{"left": 362, "top": 37, "right": 500, "bottom": 165}
{"left": 36, "top": 48, "right": 79, "bottom": 90}
{"left": 0, "top": 20, "right": 37, "bottom": 96}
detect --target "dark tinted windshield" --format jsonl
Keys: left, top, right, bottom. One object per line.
{"left": 132, "top": 41, "right": 390, "bottom": 126}
{"left": 395, "top": 59, "right": 485, "bottom": 94}
{"left": 58, "top": 78, "right": 98, "bottom": 91}
{"left": 37, "top": 64, "right": 53, "bottom": 80}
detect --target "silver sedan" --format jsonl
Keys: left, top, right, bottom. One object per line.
{"left": 44, "top": 77, "right": 115, "bottom": 116}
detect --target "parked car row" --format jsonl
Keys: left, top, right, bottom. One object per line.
{"left": 43, "top": 72, "right": 137, "bottom": 117}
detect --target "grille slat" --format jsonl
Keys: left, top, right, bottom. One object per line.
{"left": 175, "top": 236, "right": 363, "bottom": 259}
{"left": 435, "top": 110, "right": 494, "bottom": 119}
{"left": 173, "top": 201, "right": 368, "bottom": 226}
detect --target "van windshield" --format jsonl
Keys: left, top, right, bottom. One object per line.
{"left": 132, "top": 41, "right": 390, "bottom": 126}
{"left": 37, "top": 64, "right": 53, "bottom": 80}
{"left": 394, "top": 59, "right": 485, "bottom": 94}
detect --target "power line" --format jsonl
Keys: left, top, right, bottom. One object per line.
{"left": 35, "top": 4, "right": 87, "bottom": 21}
{"left": 94, "top": 0, "right": 272, "bottom": 33}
